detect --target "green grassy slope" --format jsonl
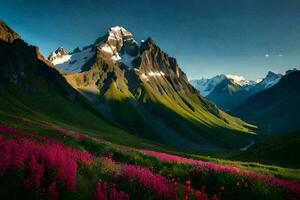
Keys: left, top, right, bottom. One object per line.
{"left": 137, "top": 83, "right": 256, "bottom": 149}
{"left": 0, "top": 82, "right": 155, "bottom": 148}
{"left": 228, "top": 131, "right": 300, "bottom": 168}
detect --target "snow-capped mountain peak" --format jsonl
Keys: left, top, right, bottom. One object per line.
{"left": 259, "top": 71, "right": 282, "bottom": 88}
{"left": 108, "top": 26, "right": 133, "bottom": 47}
{"left": 225, "top": 74, "right": 257, "bottom": 87}
{"left": 190, "top": 74, "right": 227, "bottom": 96}
{"left": 226, "top": 74, "right": 245, "bottom": 85}
{"left": 97, "top": 26, "right": 136, "bottom": 62}
{"left": 49, "top": 26, "right": 139, "bottom": 72}
{"left": 48, "top": 47, "right": 69, "bottom": 62}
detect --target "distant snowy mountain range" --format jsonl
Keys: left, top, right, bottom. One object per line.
{"left": 190, "top": 72, "right": 282, "bottom": 97}
{"left": 190, "top": 69, "right": 297, "bottom": 110}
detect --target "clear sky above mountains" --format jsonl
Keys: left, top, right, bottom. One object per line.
{"left": 0, "top": 0, "right": 299, "bottom": 80}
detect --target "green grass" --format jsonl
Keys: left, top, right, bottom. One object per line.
{"left": 226, "top": 131, "right": 300, "bottom": 169}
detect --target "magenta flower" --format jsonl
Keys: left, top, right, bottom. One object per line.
{"left": 118, "top": 164, "right": 178, "bottom": 199}
{"left": 95, "top": 181, "right": 129, "bottom": 200}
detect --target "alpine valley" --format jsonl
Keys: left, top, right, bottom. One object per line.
{"left": 0, "top": 18, "right": 299, "bottom": 200}
{"left": 47, "top": 26, "right": 257, "bottom": 151}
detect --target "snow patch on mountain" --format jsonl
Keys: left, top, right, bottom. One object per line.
{"left": 52, "top": 54, "right": 71, "bottom": 65}
{"left": 140, "top": 71, "right": 165, "bottom": 81}
{"left": 119, "top": 43, "right": 140, "bottom": 69}
{"left": 98, "top": 42, "right": 121, "bottom": 61}
{"left": 51, "top": 47, "right": 95, "bottom": 73}
{"left": 120, "top": 52, "right": 135, "bottom": 68}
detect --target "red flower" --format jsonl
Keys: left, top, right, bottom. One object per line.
{"left": 47, "top": 182, "right": 59, "bottom": 200}
{"left": 185, "top": 180, "right": 191, "bottom": 185}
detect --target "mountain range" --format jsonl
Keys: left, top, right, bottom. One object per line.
{"left": 0, "top": 21, "right": 256, "bottom": 153}
{"left": 190, "top": 71, "right": 283, "bottom": 110}
{"left": 48, "top": 26, "right": 256, "bottom": 151}
{"left": 190, "top": 67, "right": 300, "bottom": 134}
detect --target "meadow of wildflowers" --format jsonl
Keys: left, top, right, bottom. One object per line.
{"left": 118, "top": 164, "right": 178, "bottom": 199}
{"left": 95, "top": 180, "right": 129, "bottom": 200}
{"left": 138, "top": 149, "right": 300, "bottom": 199}
{"left": 0, "top": 124, "right": 93, "bottom": 199}
{"left": 0, "top": 124, "right": 300, "bottom": 200}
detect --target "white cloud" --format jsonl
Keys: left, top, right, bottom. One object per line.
{"left": 265, "top": 54, "right": 270, "bottom": 58}
{"left": 278, "top": 54, "right": 283, "bottom": 57}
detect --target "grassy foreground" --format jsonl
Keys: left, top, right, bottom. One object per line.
{"left": 0, "top": 113, "right": 299, "bottom": 200}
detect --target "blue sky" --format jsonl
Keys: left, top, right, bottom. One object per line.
{"left": 0, "top": 0, "right": 299, "bottom": 80}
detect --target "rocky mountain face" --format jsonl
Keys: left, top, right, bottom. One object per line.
{"left": 50, "top": 26, "right": 255, "bottom": 151}
{"left": 232, "top": 70, "right": 300, "bottom": 134}
{"left": 0, "top": 20, "right": 76, "bottom": 98}
{"left": 0, "top": 20, "right": 20, "bottom": 42}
